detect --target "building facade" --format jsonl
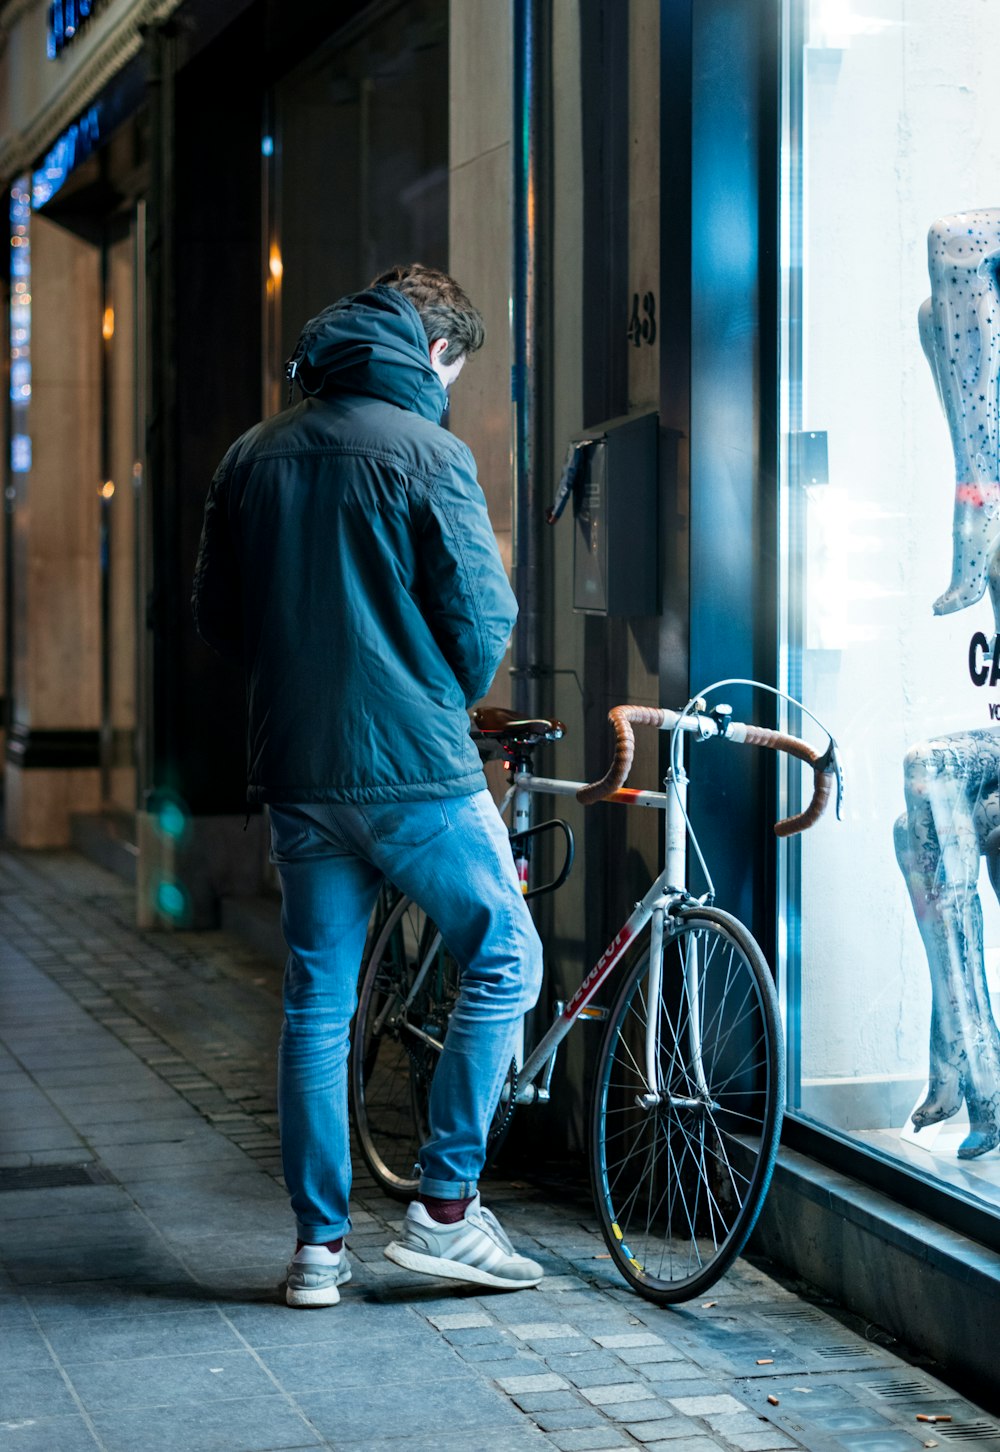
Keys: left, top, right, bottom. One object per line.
{"left": 4, "top": 0, "right": 1000, "bottom": 1396}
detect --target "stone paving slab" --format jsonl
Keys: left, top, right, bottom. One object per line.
{"left": 2, "top": 847, "right": 1000, "bottom": 1452}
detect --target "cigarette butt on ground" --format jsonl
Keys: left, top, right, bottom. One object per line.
{"left": 701, "top": 1301, "right": 717, "bottom": 1308}
{"left": 756, "top": 1358, "right": 774, "bottom": 1365}
{"left": 767, "top": 1394, "right": 780, "bottom": 1406}
{"left": 916, "top": 1415, "right": 953, "bottom": 1424}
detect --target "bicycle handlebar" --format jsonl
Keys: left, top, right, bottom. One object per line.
{"left": 576, "top": 704, "right": 836, "bottom": 836}
{"left": 576, "top": 706, "right": 668, "bottom": 809}
{"left": 739, "top": 724, "right": 832, "bottom": 837}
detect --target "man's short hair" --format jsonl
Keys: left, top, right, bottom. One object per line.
{"left": 370, "top": 263, "right": 485, "bottom": 364}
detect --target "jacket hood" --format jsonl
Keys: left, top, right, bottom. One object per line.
{"left": 285, "top": 286, "right": 447, "bottom": 423}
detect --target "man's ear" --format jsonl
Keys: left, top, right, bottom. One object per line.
{"left": 428, "top": 337, "right": 449, "bottom": 366}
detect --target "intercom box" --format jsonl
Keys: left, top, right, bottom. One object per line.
{"left": 572, "top": 410, "right": 658, "bottom": 617}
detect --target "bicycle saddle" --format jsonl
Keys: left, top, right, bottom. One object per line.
{"left": 471, "top": 707, "right": 566, "bottom": 746}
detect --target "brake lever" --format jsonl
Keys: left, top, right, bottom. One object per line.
{"left": 813, "top": 737, "right": 845, "bottom": 822}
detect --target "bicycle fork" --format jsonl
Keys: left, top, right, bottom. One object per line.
{"left": 637, "top": 762, "right": 710, "bottom": 1111}
{"left": 636, "top": 901, "right": 668, "bottom": 1109}
{"left": 637, "top": 903, "right": 711, "bottom": 1110}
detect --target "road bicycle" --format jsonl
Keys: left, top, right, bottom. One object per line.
{"left": 348, "top": 681, "right": 842, "bottom": 1304}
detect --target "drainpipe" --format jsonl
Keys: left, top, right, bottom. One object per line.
{"left": 511, "top": 0, "right": 546, "bottom": 719}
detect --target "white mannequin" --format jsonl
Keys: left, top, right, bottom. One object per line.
{"left": 895, "top": 210, "right": 1000, "bottom": 1159}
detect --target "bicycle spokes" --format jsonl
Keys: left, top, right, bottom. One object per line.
{"left": 592, "top": 907, "right": 784, "bottom": 1303}
{"left": 351, "top": 896, "right": 460, "bottom": 1199}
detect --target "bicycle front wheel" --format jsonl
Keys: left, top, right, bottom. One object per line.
{"left": 350, "top": 894, "right": 460, "bottom": 1200}
{"left": 591, "top": 905, "right": 784, "bottom": 1304}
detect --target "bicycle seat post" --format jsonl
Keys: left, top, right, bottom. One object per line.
{"left": 511, "top": 746, "right": 534, "bottom": 894}
{"left": 470, "top": 707, "right": 565, "bottom": 897}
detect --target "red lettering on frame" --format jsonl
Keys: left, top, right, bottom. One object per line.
{"left": 563, "top": 924, "right": 635, "bottom": 1018}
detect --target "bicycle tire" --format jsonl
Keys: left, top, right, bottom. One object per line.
{"left": 350, "top": 894, "right": 460, "bottom": 1201}
{"left": 590, "top": 904, "right": 784, "bottom": 1304}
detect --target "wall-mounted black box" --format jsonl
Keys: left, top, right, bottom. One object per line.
{"left": 572, "top": 410, "right": 658, "bottom": 617}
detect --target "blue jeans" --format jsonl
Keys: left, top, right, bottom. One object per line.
{"left": 269, "top": 790, "right": 543, "bottom": 1243}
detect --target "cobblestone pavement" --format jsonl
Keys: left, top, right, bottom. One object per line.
{"left": 1, "top": 847, "right": 999, "bottom": 1452}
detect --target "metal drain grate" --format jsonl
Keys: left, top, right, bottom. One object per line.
{"left": 865, "top": 1379, "right": 937, "bottom": 1400}
{"left": 815, "top": 1343, "right": 880, "bottom": 1360}
{"left": 760, "top": 1306, "right": 827, "bottom": 1324}
{"left": 937, "top": 1424, "right": 1000, "bottom": 1442}
{"left": 0, "top": 1163, "right": 111, "bottom": 1193}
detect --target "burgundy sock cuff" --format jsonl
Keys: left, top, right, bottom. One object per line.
{"left": 295, "top": 1236, "right": 344, "bottom": 1253}
{"left": 419, "top": 1193, "right": 474, "bottom": 1225}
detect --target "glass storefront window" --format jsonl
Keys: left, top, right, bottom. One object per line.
{"left": 780, "top": 0, "right": 1000, "bottom": 1218}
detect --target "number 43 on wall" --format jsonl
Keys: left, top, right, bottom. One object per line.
{"left": 627, "top": 291, "right": 656, "bottom": 347}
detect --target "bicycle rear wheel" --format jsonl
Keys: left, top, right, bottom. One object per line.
{"left": 591, "top": 904, "right": 784, "bottom": 1304}
{"left": 350, "top": 894, "right": 459, "bottom": 1200}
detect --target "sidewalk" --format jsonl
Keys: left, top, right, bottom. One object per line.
{"left": 1, "top": 845, "right": 998, "bottom": 1452}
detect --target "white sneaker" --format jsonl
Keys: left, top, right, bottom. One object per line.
{"left": 384, "top": 1195, "right": 543, "bottom": 1290}
{"left": 285, "top": 1243, "right": 352, "bottom": 1308}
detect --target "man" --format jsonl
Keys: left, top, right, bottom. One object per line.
{"left": 192, "top": 264, "right": 544, "bottom": 1307}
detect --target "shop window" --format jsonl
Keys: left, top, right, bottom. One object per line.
{"left": 780, "top": 0, "right": 1000, "bottom": 1216}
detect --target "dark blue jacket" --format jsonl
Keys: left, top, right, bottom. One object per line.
{"left": 192, "top": 286, "right": 517, "bottom": 804}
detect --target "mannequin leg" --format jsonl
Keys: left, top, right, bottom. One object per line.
{"left": 895, "top": 805, "right": 970, "bottom": 1132}
{"left": 919, "top": 212, "right": 1000, "bottom": 615}
{"left": 931, "top": 488, "right": 1000, "bottom": 618}
{"left": 896, "top": 735, "right": 1000, "bottom": 1157}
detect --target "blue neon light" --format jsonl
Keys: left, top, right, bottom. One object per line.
{"left": 47, "top": 0, "right": 99, "bottom": 58}
{"left": 32, "top": 105, "right": 102, "bottom": 208}
{"left": 11, "top": 436, "right": 31, "bottom": 474}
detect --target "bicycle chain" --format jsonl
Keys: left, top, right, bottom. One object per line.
{"left": 486, "top": 1055, "right": 519, "bottom": 1160}
{"left": 402, "top": 1025, "right": 517, "bottom": 1164}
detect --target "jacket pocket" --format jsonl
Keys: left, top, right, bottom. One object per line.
{"left": 359, "top": 800, "right": 450, "bottom": 848}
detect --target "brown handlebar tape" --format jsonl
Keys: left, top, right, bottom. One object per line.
{"left": 577, "top": 711, "right": 833, "bottom": 836}
{"left": 730, "top": 724, "right": 830, "bottom": 837}
{"left": 576, "top": 706, "right": 668, "bottom": 807}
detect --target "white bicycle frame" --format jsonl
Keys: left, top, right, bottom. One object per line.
{"left": 499, "top": 706, "right": 738, "bottom": 1107}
